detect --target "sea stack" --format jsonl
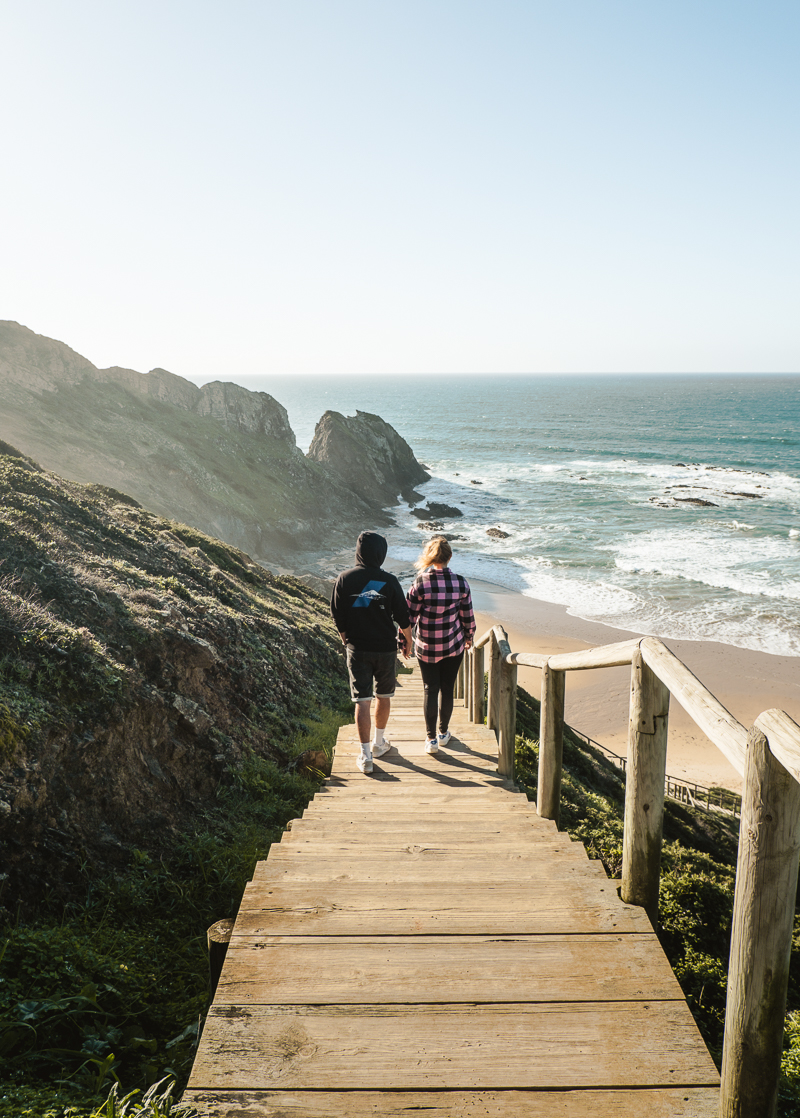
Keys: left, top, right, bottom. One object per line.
{"left": 307, "top": 409, "right": 430, "bottom": 508}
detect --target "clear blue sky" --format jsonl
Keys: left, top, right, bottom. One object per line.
{"left": 2, "top": 1, "right": 798, "bottom": 376}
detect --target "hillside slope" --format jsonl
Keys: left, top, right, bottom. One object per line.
{"left": 0, "top": 443, "right": 351, "bottom": 919}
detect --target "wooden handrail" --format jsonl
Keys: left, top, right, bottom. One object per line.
{"left": 462, "top": 622, "right": 800, "bottom": 1115}
{"left": 640, "top": 637, "right": 747, "bottom": 776}
{"left": 755, "top": 708, "right": 800, "bottom": 786}
{"left": 532, "top": 637, "right": 641, "bottom": 672}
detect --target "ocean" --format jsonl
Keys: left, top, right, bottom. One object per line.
{"left": 232, "top": 373, "right": 800, "bottom": 658}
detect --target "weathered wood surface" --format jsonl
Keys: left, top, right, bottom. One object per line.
{"left": 621, "top": 649, "right": 670, "bottom": 923}
{"left": 186, "top": 662, "right": 718, "bottom": 1116}
{"left": 755, "top": 706, "right": 800, "bottom": 786}
{"left": 720, "top": 725, "right": 800, "bottom": 1118}
{"left": 546, "top": 637, "right": 641, "bottom": 672}
{"left": 234, "top": 885, "right": 648, "bottom": 936}
{"left": 190, "top": 1002, "right": 717, "bottom": 1089}
{"left": 538, "top": 662, "right": 565, "bottom": 825}
{"left": 216, "top": 933, "right": 684, "bottom": 1003}
{"left": 250, "top": 854, "right": 605, "bottom": 885}
{"left": 640, "top": 636, "right": 747, "bottom": 775}
{"left": 183, "top": 1087, "right": 721, "bottom": 1118}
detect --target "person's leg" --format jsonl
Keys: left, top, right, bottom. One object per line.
{"left": 374, "top": 696, "right": 391, "bottom": 731}
{"left": 417, "top": 658, "right": 442, "bottom": 745}
{"left": 371, "top": 652, "right": 396, "bottom": 756}
{"left": 437, "top": 652, "right": 464, "bottom": 739}
{"left": 355, "top": 699, "right": 372, "bottom": 744}
{"left": 346, "top": 648, "right": 375, "bottom": 772}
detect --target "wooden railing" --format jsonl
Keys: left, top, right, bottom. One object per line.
{"left": 457, "top": 626, "right": 800, "bottom": 1118}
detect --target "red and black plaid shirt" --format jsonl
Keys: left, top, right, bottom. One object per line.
{"left": 406, "top": 567, "right": 476, "bottom": 662}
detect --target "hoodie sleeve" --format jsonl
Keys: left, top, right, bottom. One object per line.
{"left": 330, "top": 576, "right": 346, "bottom": 633}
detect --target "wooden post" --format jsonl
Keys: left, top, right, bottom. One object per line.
{"left": 720, "top": 726, "right": 800, "bottom": 1118}
{"left": 469, "top": 648, "right": 475, "bottom": 715}
{"left": 207, "top": 918, "right": 234, "bottom": 1001}
{"left": 537, "top": 662, "right": 565, "bottom": 825}
{"left": 472, "top": 644, "right": 485, "bottom": 725}
{"left": 487, "top": 638, "right": 501, "bottom": 731}
{"left": 465, "top": 648, "right": 472, "bottom": 711}
{"left": 497, "top": 656, "right": 517, "bottom": 780}
{"left": 621, "top": 648, "right": 670, "bottom": 925}
{"left": 455, "top": 658, "right": 464, "bottom": 700}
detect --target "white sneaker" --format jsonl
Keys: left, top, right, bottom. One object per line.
{"left": 425, "top": 738, "right": 438, "bottom": 754}
{"left": 372, "top": 739, "right": 391, "bottom": 758}
{"left": 356, "top": 751, "right": 373, "bottom": 773}
{"left": 437, "top": 730, "right": 451, "bottom": 747}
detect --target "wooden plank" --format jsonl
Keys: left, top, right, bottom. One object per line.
{"left": 330, "top": 764, "right": 501, "bottom": 780}
{"left": 280, "top": 824, "right": 571, "bottom": 844}
{"left": 182, "top": 1087, "right": 720, "bottom": 1117}
{"left": 234, "top": 881, "right": 651, "bottom": 935}
{"left": 324, "top": 772, "right": 519, "bottom": 789}
{"left": 316, "top": 782, "right": 529, "bottom": 799}
{"left": 309, "top": 796, "right": 533, "bottom": 813}
{"left": 217, "top": 933, "right": 685, "bottom": 1003}
{"left": 271, "top": 836, "right": 575, "bottom": 858}
{"left": 188, "top": 1002, "right": 719, "bottom": 1090}
{"left": 252, "top": 853, "right": 604, "bottom": 885}
{"left": 332, "top": 749, "right": 498, "bottom": 770}
{"left": 263, "top": 837, "right": 586, "bottom": 861}
{"left": 287, "top": 817, "right": 558, "bottom": 835}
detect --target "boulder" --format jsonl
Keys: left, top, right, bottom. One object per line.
{"left": 487, "top": 527, "right": 510, "bottom": 539}
{"left": 307, "top": 409, "right": 429, "bottom": 507}
{"left": 411, "top": 502, "right": 462, "bottom": 520}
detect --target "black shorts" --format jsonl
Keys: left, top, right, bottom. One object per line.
{"left": 346, "top": 648, "right": 397, "bottom": 702}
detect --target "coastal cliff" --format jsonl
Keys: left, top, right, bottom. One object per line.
{"left": 0, "top": 322, "right": 430, "bottom": 568}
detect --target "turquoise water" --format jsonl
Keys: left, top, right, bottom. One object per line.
{"left": 235, "top": 373, "right": 800, "bottom": 657}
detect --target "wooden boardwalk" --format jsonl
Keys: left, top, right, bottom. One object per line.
{"left": 185, "top": 665, "right": 720, "bottom": 1117}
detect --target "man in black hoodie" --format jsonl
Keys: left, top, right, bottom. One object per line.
{"left": 330, "top": 531, "right": 412, "bottom": 774}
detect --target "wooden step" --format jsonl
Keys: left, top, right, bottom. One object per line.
{"left": 186, "top": 662, "right": 718, "bottom": 1116}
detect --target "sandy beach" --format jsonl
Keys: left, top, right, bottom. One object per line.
{"left": 468, "top": 578, "right": 800, "bottom": 794}
{"left": 381, "top": 558, "right": 800, "bottom": 794}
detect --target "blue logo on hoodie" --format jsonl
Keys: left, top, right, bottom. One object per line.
{"left": 352, "top": 581, "right": 386, "bottom": 608}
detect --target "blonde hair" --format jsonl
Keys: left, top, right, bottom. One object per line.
{"left": 414, "top": 535, "right": 452, "bottom": 571}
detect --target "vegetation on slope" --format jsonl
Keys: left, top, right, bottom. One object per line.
{"left": 0, "top": 442, "right": 350, "bottom": 911}
{"left": 0, "top": 445, "right": 352, "bottom": 1115}
{"left": 512, "top": 686, "right": 800, "bottom": 1115}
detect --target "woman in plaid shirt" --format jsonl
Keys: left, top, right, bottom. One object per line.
{"left": 406, "top": 536, "right": 476, "bottom": 753}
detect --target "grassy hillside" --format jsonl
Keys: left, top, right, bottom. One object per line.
{"left": 0, "top": 445, "right": 355, "bottom": 1115}
{"left": 0, "top": 443, "right": 353, "bottom": 910}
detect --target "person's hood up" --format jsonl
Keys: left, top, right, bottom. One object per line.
{"left": 355, "top": 531, "right": 388, "bottom": 568}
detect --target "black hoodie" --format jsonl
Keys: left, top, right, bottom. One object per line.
{"left": 330, "top": 531, "right": 410, "bottom": 652}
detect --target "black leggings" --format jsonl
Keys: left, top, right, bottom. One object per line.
{"left": 418, "top": 653, "right": 464, "bottom": 739}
